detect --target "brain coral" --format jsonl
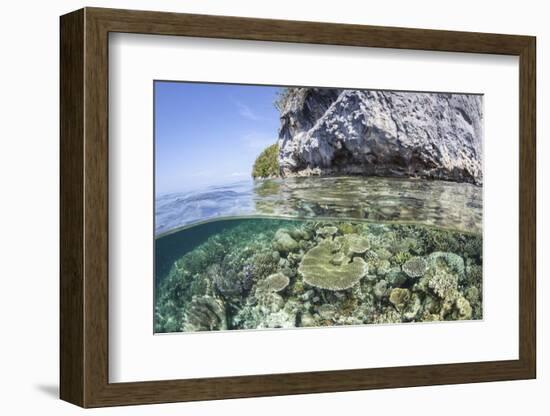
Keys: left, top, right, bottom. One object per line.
{"left": 402, "top": 257, "right": 427, "bottom": 278}
{"left": 298, "top": 240, "right": 368, "bottom": 290}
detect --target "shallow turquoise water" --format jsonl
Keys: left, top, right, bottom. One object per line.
{"left": 155, "top": 216, "right": 482, "bottom": 333}
{"left": 155, "top": 177, "right": 483, "bottom": 333}
{"left": 155, "top": 176, "right": 482, "bottom": 236}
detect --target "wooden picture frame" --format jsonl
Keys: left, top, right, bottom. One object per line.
{"left": 60, "top": 7, "right": 536, "bottom": 408}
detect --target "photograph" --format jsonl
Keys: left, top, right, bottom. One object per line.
{"left": 153, "top": 82, "right": 483, "bottom": 333}
{"left": 51, "top": 4, "right": 538, "bottom": 410}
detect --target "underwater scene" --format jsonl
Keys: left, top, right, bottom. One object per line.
{"left": 154, "top": 83, "right": 483, "bottom": 333}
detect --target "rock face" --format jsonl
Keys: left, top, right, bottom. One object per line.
{"left": 277, "top": 88, "right": 483, "bottom": 185}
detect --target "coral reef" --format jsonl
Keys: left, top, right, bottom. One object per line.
{"left": 316, "top": 225, "right": 338, "bottom": 237}
{"left": 298, "top": 239, "right": 368, "bottom": 290}
{"left": 272, "top": 229, "right": 299, "bottom": 255}
{"left": 334, "top": 233, "right": 370, "bottom": 256}
{"left": 421, "top": 251, "right": 465, "bottom": 299}
{"left": 182, "top": 295, "right": 227, "bottom": 332}
{"left": 262, "top": 272, "right": 290, "bottom": 292}
{"left": 456, "top": 296, "right": 473, "bottom": 320}
{"left": 427, "top": 270, "right": 458, "bottom": 299}
{"left": 402, "top": 257, "right": 427, "bottom": 278}
{"left": 155, "top": 218, "right": 483, "bottom": 332}
{"left": 389, "top": 288, "right": 410, "bottom": 311}
{"left": 373, "top": 280, "right": 388, "bottom": 299}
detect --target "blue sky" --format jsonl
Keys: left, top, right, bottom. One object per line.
{"left": 155, "top": 81, "right": 281, "bottom": 196}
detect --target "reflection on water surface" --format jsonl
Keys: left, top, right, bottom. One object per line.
{"left": 155, "top": 176, "right": 482, "bottom": 236}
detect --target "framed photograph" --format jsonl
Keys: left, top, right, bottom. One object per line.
{"left": 60, "top": 7, "right": 536, "bottom": 408}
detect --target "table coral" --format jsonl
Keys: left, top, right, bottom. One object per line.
{"left": 263, "top": 272, "right": 290, "bottom": 292}
{"left": 334, "top": 233, "right": 370, "bottom": 256}
{"left": 316, "top": 225, "right": 338, "bottom": 237}
{"left": 298, "top": 240, "right": 368, "bottom": 290}
{"left": 182, "top": 295, "right": 227, "bottom": 332}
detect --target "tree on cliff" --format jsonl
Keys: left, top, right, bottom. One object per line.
{"left": 274, "top": 88, "right": 293, "bottom": 112}
{"left": 252, "top": 144, "right": 280, "bottom": 179}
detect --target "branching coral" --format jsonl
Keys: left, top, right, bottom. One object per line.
{"left": 393, "top": 251, "right": 412, "bottom": 265}
{"left": 420, "top": 228, "right": 462, "bottom": 253}
{"left": 372, "top": 309, "right": 401, "bottom": 324}
{"left": 424, "top": 252, "right": 465, "bottom": 299}
{"left": 464, "top": 285, "right": 482, "bottom": 318}
{"left": 428, "top": 269, "right": 458, "bottom": 299}
{"left": 465, "top": 262, "right": 482, "bottom": 287}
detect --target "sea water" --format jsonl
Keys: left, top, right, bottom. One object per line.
{"left": 154, "top": 177, "right": 482, "bottom": 333}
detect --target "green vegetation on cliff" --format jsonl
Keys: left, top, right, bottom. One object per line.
{"left": 274, "top": 87, "right": 293, "bottom": 111}
{"left": 252, "top": 144, "right": 280, "bottom": 179}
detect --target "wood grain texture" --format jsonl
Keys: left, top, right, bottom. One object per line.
{"left": 518, "top": 38, "right": 536, "bottom": 376}
{"left": 83, "top": 10, "right": 110, "bottom": 406}
{"left": 59, "top": 7, "right": 537, "bottom": 408}
{"left": 59, "top": 8, "right": 84, "bottom": 407}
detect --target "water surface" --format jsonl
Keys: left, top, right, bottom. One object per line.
{"left": 155, "top": 176, "right": 482, "bottom": 236}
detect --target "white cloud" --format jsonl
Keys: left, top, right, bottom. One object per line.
{"left": 236, "top": 101, "right": 263, "bottom": 121}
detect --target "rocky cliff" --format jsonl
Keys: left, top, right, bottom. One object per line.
{"left": 277, "top": 88, "right": 483, "bottom": 185}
